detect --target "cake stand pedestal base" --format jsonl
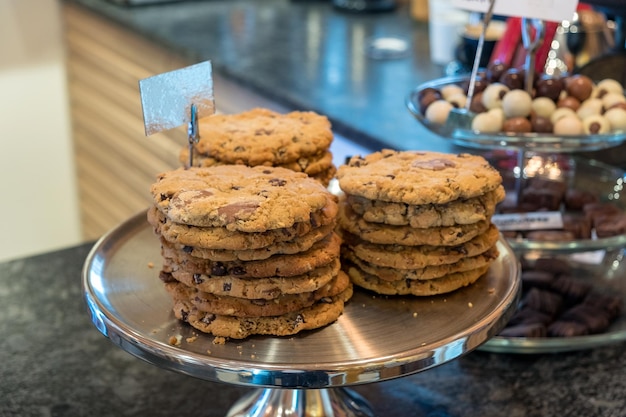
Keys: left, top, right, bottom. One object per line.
{"left": 226, "top": 388, "right": 376, "bottom": 417}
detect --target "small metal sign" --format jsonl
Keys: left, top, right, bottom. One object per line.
{"left": 139, "top": 61, "right": 215, "bottom": 167}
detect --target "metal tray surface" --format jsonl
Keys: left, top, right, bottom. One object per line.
{"left": 83, "top": 211, "right": 520, "bottom": 389}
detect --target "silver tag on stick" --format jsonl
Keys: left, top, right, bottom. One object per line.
{"left": 139, "top": 61, "right": 215, "bottom": 167}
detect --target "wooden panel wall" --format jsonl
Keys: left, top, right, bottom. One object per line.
{"left": 63, "top": 4, "right": 190, "bottom": 240}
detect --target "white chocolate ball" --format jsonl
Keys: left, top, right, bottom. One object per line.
{"left": 554, "top": 115, "right": 584, "bottom": 135}
{"left": 502, "top": 89, "right": 533, "bottom": 118}
{"left": 550, "top": 107, "right": 577, "bottom": 124}
{"left": 447, "top": 93, "right": 467, "bottom": 110}
{"left": 471, "top": 112, "right": 502, "bottom": 132}
{"left": 582, "top": 114, "right": 611, "bottom": 134}
{"left": 604, "top": 107, "right": 626, "bottom": 131}
{"left": 577, "top": 98, "right": 603, "bottom": 120}
{"left": 425, "top": 100, "right": 453, "bottom": 125}
{"left": 596, "top": 78, "right": 624, "bottom": 96}
{"left": 440, "top": 84, "right": 465, "bottom": 101}
{"left": 482, "top": 83, "right": 510, "bottom": 110}
{"left": 601, "top": 92, "right": 626, "bottom": 110}
{"left": 531, "top": 97, "right": 557, "bottom": 119}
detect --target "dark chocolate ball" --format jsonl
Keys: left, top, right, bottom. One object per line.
{"left": 499, "top": 68, "right": 525, "bottom": 91}
{"left": 486, "top": 61, "right": 510, "bottom": 83}
{"left": 531, "top": 115, "right": 554, "bottom": 133}
{"left": 469, "top": 92, "right": 487, "bottom": 113}
{"left": 419, "top": 90, "right": 442, "bottom": 114}
{"left": 535, "top": 76, "right": 565, "bottom": 102}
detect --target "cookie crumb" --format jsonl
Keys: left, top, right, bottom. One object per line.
{"left": 488, "top": 287, "right": 496, "bottom": 294}
{"left": 168, "top": 335, "right": 182, "bottom": 346}
{"left": 251, "top": 354, "right": 256, "bottom": 359}
{"left": 147, "top": 262, "right": 154, "bottom": 268}
{"left": 468, "top": 302, "right": 474, "bottom": 308}
{"left": 186, "top": 336, "right": 198, "bottom": 343}
{"left": 206, "top": 349, "right": 212, "bottom": 355}
{"left": 212, "top": 336, "right": 227, "bottom": 345}
{"left": 413, "top": 312, "right": 418, "bottom": 317}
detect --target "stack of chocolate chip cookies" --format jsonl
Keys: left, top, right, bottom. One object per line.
{"left": 336, "top": 150, "right": 505, "bottom": 296}
{"left": 180, "top": 108, "right": 337, "bottom": 186}
{"left": 147, "top": 165, "right": 352, "bottom": 340}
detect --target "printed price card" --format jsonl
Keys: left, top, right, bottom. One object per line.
{"left": 452, "top": 0, "right": 579, "bottom": 22}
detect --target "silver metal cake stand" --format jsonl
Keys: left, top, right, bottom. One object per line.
{"left": 83, "top": 211, "right": 521, "bottom": 417}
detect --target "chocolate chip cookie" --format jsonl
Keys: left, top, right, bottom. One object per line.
{"left": 337, "top": 150, "right": 503, "bottom": 205}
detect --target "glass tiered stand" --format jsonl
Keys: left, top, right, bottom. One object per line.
{"left": 407, "top": 74, "right": 626, "bottom": 353}
{"left": 83, "top": 211, "right": 520, "bottom": 417}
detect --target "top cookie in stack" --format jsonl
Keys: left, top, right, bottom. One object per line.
{"left": 336, "top": 149, "right": 505, "bottom": 296}
{"left": 180, "top": 108, "right": 337, "bottom": 186}
{"left": 147, "top": 165, "right": 351, "bottom": 340}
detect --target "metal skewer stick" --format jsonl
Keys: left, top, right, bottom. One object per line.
{"left": 187, "top": 104, "right": 199, "bottom": 169}
{"left": 521, "top": 17, "right": 545, "bottom": 95}
{"left": 465, "top": 0, "right": 497, "bottom": 110}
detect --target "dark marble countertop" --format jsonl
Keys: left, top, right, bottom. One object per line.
{"left": 2, "top": 242, "right": 626, "bottom": 416}
{"left": 65, "top": 0, "right": 457, "bottom": 154}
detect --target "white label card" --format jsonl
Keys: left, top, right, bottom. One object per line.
{"left": 452, "top": 0, "right": 579, "bottom": 22}
{"left": 492, "top": 211, "right": 564, "bottom": 231}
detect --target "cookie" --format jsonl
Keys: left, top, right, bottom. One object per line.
{"left": 148, "top": 205, "right": 336, "bottom": 250}
{"left": 345, "top": 186, "right": 504, "bottom": 228}
{"left": 345, "top": 262, "right": 489, "bottom": 296}
{"left": 338, "top": 202, "right": 491, "bottom": 246}
{"left": 151, "top": 165, "right": 336, "bottom": 232}
{"left": 172, "top": 284, "right": 353, "bottom": 339}
{"left": 162, "top": 232, "right": 340, "bottom": 278}
{"left": 161, "top": 222, "right": 336, "bottom": 262}
{"left": 341, "top": 223, "right": 500, "bottom": 270}
{"left": 165, "top": 269, "right": 349, "bottom": 317}
{"left": 342, "top": 244, "right": 499, "bottom": 282}
{"left": 183, "top": 149, "right": 335, "bottom": 176}
{"left": 192, "top": 108, "right": 334, "bottom": 166}
{"left": 161, "top": 258, "right": 341, "bottom": 300}
{"left": 337, "top": 150, "right": 503, "bottom": 205}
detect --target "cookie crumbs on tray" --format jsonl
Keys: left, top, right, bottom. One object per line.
{"left": 168, "top": 335, "right": 182, "bottom": 346}
{"left": 212, "top": 337, "right": 227, "bottom": 345}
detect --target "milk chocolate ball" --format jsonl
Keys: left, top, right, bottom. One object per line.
{"left": 566, "top": 75, "right": 594, "bottom": 102}
{"left": 557, "top": 96, "right": 581, "bottom": 111}
{"left": 503, "top": 117, "right": 532, "bottom": 133}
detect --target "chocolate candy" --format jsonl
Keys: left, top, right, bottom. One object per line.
{"left": 566, "top": 74, "right": 594, "bottom": 102}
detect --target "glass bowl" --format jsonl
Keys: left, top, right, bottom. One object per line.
{"left": 406, "top": 75, "right": 626, "bottom": 153}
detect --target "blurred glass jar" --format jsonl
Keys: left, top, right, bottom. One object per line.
{"left": 545, "top": 9, "right": 616, "bottom": 76}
